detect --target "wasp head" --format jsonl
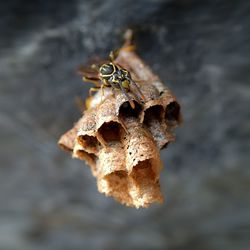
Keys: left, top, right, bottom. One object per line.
{"left": 99, "top": 63, "right": 132, "bottom": 91}
{"left": 99, "top": 63, "right": 116, "bottom": 80}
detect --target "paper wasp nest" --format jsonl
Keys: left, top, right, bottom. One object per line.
{"left": 58, "top": 48, "right": 181, "bottom": 208}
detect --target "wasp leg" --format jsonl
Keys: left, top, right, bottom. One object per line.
{"left": 83, "top": 76, "right": 101, "bottom": 87}
{"left": 83, "top": 76, "right": 100, "bottom": 85}
{"left": 100, "top": 84, "right": 106, "bottom": 102}
{"left": 85, "top": 96, "right": 94, "bottom": 110}
{"left": 111, "top": 87, "right": 116, "bottom": 97}
{"left": 128, "top": 78, "right": 146, "bottom": 102}
{"left": 116, "top": 80, "right": 135, "bottom": 109}
{"left": 109, "top": 81, "right": 119, "bottom": 97}
{"left": 108, "top": 81, "right": 117, "bottom": 92}
{"left": 89, "top": 87, "right": 101, "bottom": 96}
{"left": 106, "top": 83, "right": 116, "bottom": 98}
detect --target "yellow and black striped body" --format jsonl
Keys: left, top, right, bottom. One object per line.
{"left": 99, "top": 62, "right": 130, "bottom": 90}
{"left": 78, "top": 55, "right": 145, "bottom": 109}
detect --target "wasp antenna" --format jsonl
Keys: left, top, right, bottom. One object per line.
{"left": 117, "top": 80, "right": 135, "bottom": 109}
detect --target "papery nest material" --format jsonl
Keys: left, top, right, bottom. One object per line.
{"left": 58, "top": 38, "right": 181, "bottom": 208}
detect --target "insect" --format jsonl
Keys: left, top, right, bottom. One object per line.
{"left": 78, "top": 50, "right": 145, "bottom": 109}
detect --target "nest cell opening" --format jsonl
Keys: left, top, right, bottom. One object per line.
{"left": 160, "top": 141, "right": 169, "bottom": 149}
{"left": 58, "top": 143, "right": 73, "bottom": 153}
{"left": 143, "top": 105, "right": 164, "bottom": 125}
{"left": 76, "top": 150, "right": 97, "bottom": 163}
{"left": 165, "top": 101, "right": 180, "bottom": 124}
{"left": 103, "top": 171, "right": 128, "bottom": 193}
{"left": 98, "top": 121, "right": 124, "bottom": 143}
{"left": 77, "top": 135, "right": 99, "bottom": 150}
{"left": 108, "top": 170, "right": 127, "bottom": 179}
{"left": 103, "top": 170, "right": 131, "bottom": 204}
{"left": 130, "top": 159, "right": 156, "bottom": 182}
{"left": 119, "top": 101, "right": 142, "bottom": 118}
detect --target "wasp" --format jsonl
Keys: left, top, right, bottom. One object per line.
{"left": 78, "top": 50, "right": 145, "bottom": 109}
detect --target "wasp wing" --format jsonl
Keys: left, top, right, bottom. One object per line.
{"left": 77, "top": 57, "right": 109, "bottom": 78}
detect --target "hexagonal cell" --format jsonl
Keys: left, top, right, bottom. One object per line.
{"left": 58, "top": 123, "right": 79, "bottom": 152}
{"left": 74, "top": 149, "right": 96, "bottom": 166}
{"left": 58, "top": 142, "right": 73, "bottom": 153}
{"left": 165, "top": 101, "right": 181, "bottom": 125}
{"left": 143, "top": 105, "right": 164, "bottom": 124}
{"left": 98, "top": 170, "right": 133, "bottom": 206}
{"left": 130, "top": 159, "right": 156, "bottom": 181}
{"left": 98, "top": 121, "right": 125, "bottom": 144}
{"left": 118, "top": 100, "right": 142, "bottom": 118}
{"left": 77, "top": 135, "right": 99, "bottom": 153}
{"left": 128, "top": 159, "right": 163, "bottom": 207}
{"left": 142, "top": 105, "right": 172, "bottom": 149}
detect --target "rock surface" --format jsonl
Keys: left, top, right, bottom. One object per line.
{"left": 0, "top": 0, "right": 249, "bottom": 249}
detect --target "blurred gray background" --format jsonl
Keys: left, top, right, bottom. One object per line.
{"left": 0, "top": 0, "right": 249, "bottom": 249}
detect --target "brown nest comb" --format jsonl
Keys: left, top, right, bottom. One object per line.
{"left": 58, "top": 36, "right": 181, "bottom": 208}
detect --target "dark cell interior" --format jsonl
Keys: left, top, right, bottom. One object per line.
{"left": 113, "top": 170, "right": 127, "bottom": 178}
{"left": 130, "top": 159, "right": 156, "bottom": 181}
{"left": 58, "top": 143, "right": 73, "bottom": 153}
{"left": 76, "top": 150, "right": 97, "bottom": 175}
{"left": 165, "top": 101, "right": 180, "bottom": 123}
{"left": 76, "top": 150, "right": 96, "bottom": 161}
{"left": 143, "top": 105, "right": 164, "bottom": 124}
{"left": 119, "top": 101, "right": 142, "bottom": 118}
{"left": 77, "top": 135, "right": 98, "bottom": 149}
{"left": 98, "top": 121, "right": 123, "bottom": 143}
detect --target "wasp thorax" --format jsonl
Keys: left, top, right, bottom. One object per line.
{"left": 99, "top": 63, "right": 115, "bottom": 77}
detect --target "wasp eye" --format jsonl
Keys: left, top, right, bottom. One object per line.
{"left": 100, "top": 63, "right": 114, "bottom": 75}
